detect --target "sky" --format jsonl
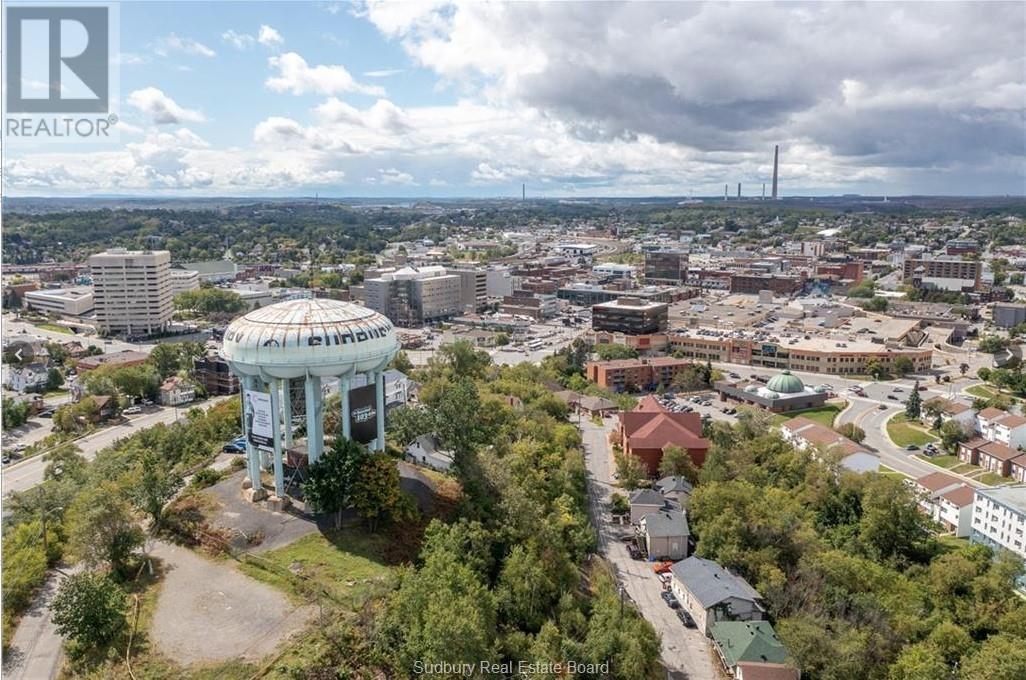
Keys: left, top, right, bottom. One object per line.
{"left": 3, "top": 0, "right": 1025, "bottom": 198}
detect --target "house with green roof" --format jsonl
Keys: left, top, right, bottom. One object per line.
{"left": 709, "top": 621, "right": 791, "bottom": 674}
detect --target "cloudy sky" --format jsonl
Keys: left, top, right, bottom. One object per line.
{"left": 4, "top": 1, "right": 1024, "bottom": 197}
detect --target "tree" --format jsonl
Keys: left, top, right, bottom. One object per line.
{"left": 435, "top": 340, "right": 491, "bottom": 380}
{"left": 939, "top": 420, "right": 968, "bottom": 453}
{"left": 905, "top": 386, "right": 922, "bottom": 419}
{"left": 128, "top": 449, "right": 183, "bottom": 528}
{"left": 658, "top": 444, "right": 699, "bottom": 484}
{"left": 866, "top": 359, "right": 886, "bottom": 379}
{"left": 594, "top": 343, "right": 638, "bottom": 361}
{"left": 494, "top": 332, "right": 510, "bottom": 346}
{"left": 50, "top": 572, "right": 126, "bottom": 653}
{"left": 977, "top": 335, "right": 1010, "bottom": 354}
{"left": 858, "top": 475, "right": 932, "bottom": 565}
{"left": 389, "top": 349, "right": 413, "bottom": 374}
{"left": 887, "top": 642, "right": 948, "bottom": 680}
{"left": 835, "top": 422, "right": 866, "bottom": 444}
{"left": 1, "top": 397, "right": 30, "bottom": 428}
{"left": 893, "top": 356, "right": 914, "bottom": 377}
{"left": 148, "top": 343, "right": 184, "bottom": 379}
{"left": 959, "top": 363, "right": 970, "bottom": 376}
{"left": 350, "top": 453, "right": 403, "bottom": 532}
{"left": 960, "top": 634, "right": 1026, "bottom": 680}
{"left": 45, "top": 367, "right": 64, "bottom": 392}
{"left": 864, "top": 296, "right": 889, "bottom": 312}
{"left": 66, "top": 482, "right": 144, "bottom": 576}
{"left": 977, "top": 367, "right": 991, "bottom": 382}
{"left": 386, "top": 404, "right": 435, "bottom": 447}
{"left": 614, "top": 451, "right": 646, "bottom": 490}
{"left": 303, "top": 436, "right": 365, "bottom": 529}
{"left": 43, "top": 444, "right": 87, "bottom": 484}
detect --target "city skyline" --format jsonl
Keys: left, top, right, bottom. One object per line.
{"left": 4, "top": 1, "right": 1025, "bottom": 198}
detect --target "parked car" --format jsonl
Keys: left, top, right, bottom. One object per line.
{"left": 222, "top": 442, "right": 244, "bottom": 453}
{"left": 661, "top": 590, "right": 680, "bottom": 609}
{"left": 878, "top": 404, "right": 888, "bottom": 410}
{"left": 653, "top": 561, "right": 674, "bottom": 575}
{"left": 123, "top": 406, "right": 142, "bottom": 414}
{"left": 676, "top": 608, "right": 696, "bottom": 628}
{"left": 906, "top": 444, "right": 919, "bottom": 451}
{"left": 887, "top": 395, "right": 899, "bottom": 401}
{"left": 627, "top": 545, "right": 643, "bottom": 560}
{"left": 13, "top": 443, "right": 28, "bottom": 453}
{"left": 893, "top": 387, "right": 903, "bottom": 393}
{"left": 39, "top": 409, "right": 54, "bottom": 418}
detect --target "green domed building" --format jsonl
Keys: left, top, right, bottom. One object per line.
{"left": 715, "top": 369, "right": 829, "bottom": 414}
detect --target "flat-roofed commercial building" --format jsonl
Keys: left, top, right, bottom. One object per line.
{"left": 170, "top": 269, "right": 200, "bottom": 296}
{"left": 993, "top": 303, "right": 1026, "bottom": 329}
{"left": 592, "top": 297, "right": 668, "bottom": 334}
{"left": 903, "top": 256, "right": 982, "bottom": 292}
{"left": 644, "top": 250, "right": 688, "bottom": 283}
{"left": 447, "top": 266, "right": 487, "bottom": 312}
{"left": 363, "top": 265, "right": 462, "bottom": 327}
{"left": 89, "top": 249, "right": 173, "bottom": 337}
{"left": 729, "top": 272, "right": 806, "bottom": 296}
{"left": 23, "top": 287, "right": 94, "bottom": 317}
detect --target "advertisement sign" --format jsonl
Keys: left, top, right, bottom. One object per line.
{"left": 348, "top": 384, "right": 377, "bottom": 445}
{"left": 244, "top": 390, "right": 274, "bottom": 448}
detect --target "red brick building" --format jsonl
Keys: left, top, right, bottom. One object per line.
{"left": 616, "top": 395, "right": 710, "bottom": 475}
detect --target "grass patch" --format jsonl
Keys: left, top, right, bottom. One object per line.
{"left": 965, "top": 384, "right": 997, "bottom": 399}
{"left": 886, "top": 413, "right": 939, "bottom": 448}
{"left": 976, "top": 472, "right": 1011, "bottom": 486}
{"left": 936, "top": 534, "right": 970, "bottom": 554}
{"left": 770, "top": 401, "right": 847, "bottom": 428}
{"left": 35, "top": 322, "right": 73, "bottom": 334}
{"left": 915, "top": 454, "right": 959, "bottom": 469}
{"left": 237, "top": 528, "right": 400, "bottom": 609}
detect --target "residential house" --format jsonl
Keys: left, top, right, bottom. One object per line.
{"left": 629, "top": 488, "right": 676, "bottom": 525}
{"left": 81, "top": 395, "right": 116, "bottom": 423}
{"left": 709, "top": 621, "right": 792, "bottom": 677}
{"left": 978, "top": 409, "right": 1026, "bottom": 450}
{"left": 656, "top": 475, "right": 694, "bottom": 507}
{"left": 159, "top": 376, "right": 196, "bottom": 407}
{"left": 910, "top": 472, "right": 974, "bottom": 537}
{"left": 780, "top": 416, "right": 879, "bottom": 473}
{"left": 958, "top": 437, "right": 989, "bottom": 466}
{"left": 5, "top": 362, "right": 49, "bottom": 393}
{"left": 1011, "top": 456, "right": 1026, "bottom": 484}
{"left": 977, "top": 441, "right": 1021, "bottom": 477}
{"left": 577, "top": 395, "right": 618, "bottom": 418}
{"left": 638, "top": 509, "right": 689, "bottom": 560}
{"left": 735, "top": 661, "right": 800, "bottom": 680}
{"left": 922, "top": 397, "right": 977, "bottom": 432}
{"left": 617, "top": 395, "right": 710, "bottom": 476}
{"left": 669, "top": 556, "right": 765, "bottom": 635}
{"left": 404, "top": 434, "right": 454, "bottom": 472}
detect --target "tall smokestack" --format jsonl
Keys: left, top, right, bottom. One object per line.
{"left": 724, "top": 184, "right": 728, "bottom": 201}
{"left": 522, "top": 183, "right": 525, "bottom": 201}
{"left": 771, "top": 145, "right": 779, "bottom": 199}
{"left": 737, "top": 183, "right": 741, "bottom": 199}
{"left": 762, "top": 183, "right": 766, "bottom": 200}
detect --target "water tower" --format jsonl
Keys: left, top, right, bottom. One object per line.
{"left": 221, "top": 298, "right": 399, "bottom": 503}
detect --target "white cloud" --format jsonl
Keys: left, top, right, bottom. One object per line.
{"left": 153, "top": 33, "right": 216, "bottom": 58}
{"left": 376, "top": 168, "right": 416, "bottom": 185}
{"left": 222, "top": 29, "right": 255, "bottom": 50}
{"left": 127, "top": 87, "right": 206, "bottom": 125}
{"left": 266, "top": 52, "right": 385, "bottom": 96}
{"left": 364, "top": 68, "right": 404, "bottom": 78}
{"left": 258, "top": 25, "right": 284, "bottom": 47}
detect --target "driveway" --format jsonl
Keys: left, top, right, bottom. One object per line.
{"left": 148, "top": 540, "right": 313, "bottom": 666}
{"left": 579, "top": 419, "right": 720, "bottom": 680}
{"left": 1, "top": 568, "right": 74, "bottom": 680}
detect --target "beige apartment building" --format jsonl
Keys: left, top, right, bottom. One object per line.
{"left": 89, "top": 249, "right": 173, "bottom": 337}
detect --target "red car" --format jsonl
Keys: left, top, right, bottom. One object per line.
{"left": 653, "top": 561, "right": 674, "bottom": 575}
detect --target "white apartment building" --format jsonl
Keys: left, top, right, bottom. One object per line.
{"left": 971, "top": 485, "right": 1026, "bottom": 559}
{"left": 592, "top": 263, "right": 636, "bottom": 279}
{"left": 23, "top": 287, "right": 94, "bottom": 317}
{"left": 89, "top": 249, "right": 173, "bottom": 337}
{"left": 910, "top": 472, "right": 975, "bottom": 538}
{"left": 977, "top": 407, "right": 1026, "bottom": 450}
{"left": 170, "top": 269, "right": 200, "bottom": 296}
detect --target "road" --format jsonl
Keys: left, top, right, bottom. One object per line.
{"left": 2, "top": 313, "right": 154, "bottom": 354}
{"left": 1, "top": 568, "right": 77, "bottom": 680}
{"left": 2, "top": 397, "right": 231, "bottom": 497}
{"left": 579, "top": 418, "right": 718, "bottom": 680}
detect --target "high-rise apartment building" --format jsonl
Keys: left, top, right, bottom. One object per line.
{"left": 89, "top": 249, "right": 173, "bottom": 337}
{"left": 363, "top": 265, "right": 462, "bottom": 327}
{"left": 447, "top": 266, "right": 488, "bottom": 312}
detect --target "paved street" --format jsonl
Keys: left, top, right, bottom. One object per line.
{"left": 1, "top": 568, "right": 75, "bottom": 680}
{"left": 579, "top": 419, "right": 719, "bottom": 680}
{"left": 2, "top": 397, "right": 231, "bottom": 497}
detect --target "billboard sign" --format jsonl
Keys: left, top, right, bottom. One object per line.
{"left": 244, "top": 390, "right": 274, "bottom": 448}
{"left": 348, "top": 383, "right": 377, "bottom": 445}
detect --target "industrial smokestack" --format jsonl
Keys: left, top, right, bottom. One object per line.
{"left": 762, "top": 183, "right": 766, "bottom": 200}
{"left": 771, "top": 145, "right": 779, "bottom": 199}
{"left": 724, "top": 184, "right": 728, "bottom": 201}
{"left": 737, "top": 183, "right": 741, "bottom": 199}
{"left": 522, "top": 183, "right": 525, "bottom": 201}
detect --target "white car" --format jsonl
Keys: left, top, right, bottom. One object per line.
{"left": 123, "top": 406, "right": 142, "bottom": 415}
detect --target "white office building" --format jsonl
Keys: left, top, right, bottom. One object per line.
{"left": 23, "top": 287, "right": 94, "bottom": 317}
{"left": 170, "top": 269, "right": 201, "bottom": 296}
{"left": 89, "top": 249, "right": 173, "bottom": 337}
